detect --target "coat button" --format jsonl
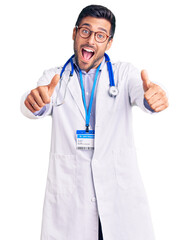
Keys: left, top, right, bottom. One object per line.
{"left": 91, "top": 197, "right": 96, "bottom": 202}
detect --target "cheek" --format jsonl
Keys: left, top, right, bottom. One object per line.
{"left": 74, "top": 39, "right": 80, "bottom": 52}
{"left": 97, "top": 45, "right": 108, "bottom": 55}
{"left": 74, "top": 37, "right": 83, "bottom": 50}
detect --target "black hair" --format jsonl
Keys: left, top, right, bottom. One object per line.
{"left": 75, "top": 5, "right": 116, "bottom": 39}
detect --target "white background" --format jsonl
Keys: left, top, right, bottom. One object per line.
{"left": 0, "top": 0, "right": 189, "bottom": 239}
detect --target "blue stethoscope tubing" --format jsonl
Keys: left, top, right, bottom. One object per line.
{"left": 104, "top": 53, "right": 119, "bottom": 97}
{"left": 104, "top": 53, "right": 114, "bottom": 86}
{"left": 60, "top": 54, "right": 75, "bottom": 78}
{"left": 59, "top": 53, "right": 118, "bottom": 97}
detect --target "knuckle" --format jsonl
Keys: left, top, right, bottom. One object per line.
{"left": 151, "top": 104, "right": 156, "bottom": 110}
{"left": 27, "top": 94, "right": 32, "bottom": 102}
{"left": 36, "top": 106, "right": 41, "bottom": 111}
{"left": 38, "top": 102, "right": 45, "bottom": 108}
{"left": 43, "top": 95, "right": 51, "bottom": 104}
{"left": 45, "top": 98, "right": 51, "bottom": 104}
{"left": 165, "top": 101, "right": 169, "bottom": 108}
{"left": 30, "top": 88, "right": 37, "bottom": 95}
{"left": 163, "top": 96, "right": 168, "bottom": 104}
{"left": 37, "top": 86, "right": 44, "bottom": 92}
{"left": 38, "top": 86, "right": 47, "bottom": 94}
{"left": 154, "top": 85, "right": 161, "bottom": 92}
{"left": 148, "top": 99, "right": 153, "bottom": 105}
{"left": 152, "top": 85, "right": 157, "bottom": 90}
{"left": 160, "top": 90, "right": 165, "bottom": 97}
{"left": 25, "top": 95, "right": 29, "bottom": 102}
{"left": 24, "top": 99, "right": 28, "bottom": 107}
{"left": 144, "top": 93, "right": 149, "bottom": 100}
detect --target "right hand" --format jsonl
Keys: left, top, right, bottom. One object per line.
{"left": 25, "top": 74, "right": 60, "bottom": 113}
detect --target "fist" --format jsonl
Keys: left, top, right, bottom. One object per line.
{"left": 141, "top": 70, "right": 169, "bottom": 112}
{"left": 25, "top": 74, "right": 60, "bottom": 113}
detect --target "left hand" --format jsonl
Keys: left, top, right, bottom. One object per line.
{"left": 141, "top": 70, "right": 169, "bottom": 112}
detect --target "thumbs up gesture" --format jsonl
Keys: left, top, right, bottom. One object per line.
{"left": 141, "top": 70, "right": 168, "bottom": 112}
{"left": 25, "top": 74, "right": 60, "bottom": 113}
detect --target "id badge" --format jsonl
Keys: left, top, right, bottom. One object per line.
{"left": 76, "top": 130, "right": 95, "bottom": 150}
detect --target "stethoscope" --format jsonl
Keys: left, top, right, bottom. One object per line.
{"left": 55, "top": 53, "right": 118, "bottom": 107}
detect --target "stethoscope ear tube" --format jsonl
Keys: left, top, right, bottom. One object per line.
{"left": 60, "top": 54, "right": 75, "bottom": 78}
{"left": 105, "top": 53, "right": 112, "bottom": 86}
{"left": 105, "top": 53, "right": 115, "bottom": 87}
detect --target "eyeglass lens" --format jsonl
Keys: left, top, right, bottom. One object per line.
{"left": 78, "top": 27, "right": 108, "bottom": 43}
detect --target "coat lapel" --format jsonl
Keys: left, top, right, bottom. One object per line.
{"left": 95, "top": 63, "right": 110, "bottom": 126}
{"left": 63, "top": 69, "right": 86, "bottom": 121}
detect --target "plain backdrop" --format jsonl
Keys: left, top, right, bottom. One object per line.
{"left": 0, "top": 0, "right": 189, "bottom": 239}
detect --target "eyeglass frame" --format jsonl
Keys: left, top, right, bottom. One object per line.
{"left": 75, "top": 25, "right": 112, "bottom": 43}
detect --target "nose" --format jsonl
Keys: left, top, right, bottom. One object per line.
{"left": 87, "top": 32, "right": 96, "bottom": 45}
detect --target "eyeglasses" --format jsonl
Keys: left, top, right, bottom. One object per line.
{"left": 76, "top": 26, "right": 112, "bottom": 43}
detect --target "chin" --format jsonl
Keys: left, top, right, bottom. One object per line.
{"left": 78, "top": 60, "right": 94, "bottom": 72}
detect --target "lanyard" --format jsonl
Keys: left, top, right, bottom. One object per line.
{"left": 79, "top": 63, "right": 101, "bottom": 132}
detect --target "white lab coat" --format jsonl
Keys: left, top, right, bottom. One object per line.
{"left": 21, "top": 60, "right": 155, "bottom": 240}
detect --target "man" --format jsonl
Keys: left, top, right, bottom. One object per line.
{"left": 21, "top": 5, "right": 168, "bottom": 240}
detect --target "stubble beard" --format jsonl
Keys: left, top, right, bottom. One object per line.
{"left": 73, "top": 41, "right": 104, "bottom": 72}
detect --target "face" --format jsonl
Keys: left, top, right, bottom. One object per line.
{"left": 72, "top": 16, "right": 113, "bottom": 72}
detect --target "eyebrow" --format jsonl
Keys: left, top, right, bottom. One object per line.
{"left": 80, "top": 23, "right": 108, "bottom": 33}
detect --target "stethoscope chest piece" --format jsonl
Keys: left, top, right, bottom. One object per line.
{"left": 109, "top": 86, "right": 119, "bottom": 97}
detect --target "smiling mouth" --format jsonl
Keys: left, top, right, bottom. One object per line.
{"left": 82, "top": 48, "right": 95, "bottom": 61}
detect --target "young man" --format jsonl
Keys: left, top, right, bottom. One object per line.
{"left": 21, "top": 5, "right": 168, "bottom": 240}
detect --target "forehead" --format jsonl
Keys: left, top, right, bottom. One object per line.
{"left": 78, "top": 16, "right": 111, "bottom": 33}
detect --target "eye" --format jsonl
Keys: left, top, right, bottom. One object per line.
{"left": 81, "top": 28, "right": 90, "bottom": 35}
{"left": 96, "top": 32, "right": 106, "bottom": 40}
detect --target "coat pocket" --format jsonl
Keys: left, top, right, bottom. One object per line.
{"left": 46, "top": 153, "right": 76, "bottom": 197}
{"left": 113, "top": 149, "right": 141, "bottom": 191}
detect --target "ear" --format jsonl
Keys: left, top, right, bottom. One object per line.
{"left": 106, "top": 38, "right": 113, "bottom": 51}
{"left": 72, "top": 27, "right": 77, "bottom": 40}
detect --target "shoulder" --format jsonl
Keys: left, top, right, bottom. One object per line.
{"left": 111, "top": 61, "right": 140, "bottom": 82}
{"left": 112, "top": 61, "right": 138, "bottom": 73}
{"left": 42, "top": 66, "right": 62, "bottom": 78}
{"left": 37, "top": 66, "right": 62, "bottom": 86}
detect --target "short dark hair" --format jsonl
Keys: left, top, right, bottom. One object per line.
{"left": 75, "top": 5, "right": 116, "bottom": 39}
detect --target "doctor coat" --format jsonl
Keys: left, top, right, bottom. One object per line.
{"left": 21, "top": 59, "right": 156, "bottom": 240}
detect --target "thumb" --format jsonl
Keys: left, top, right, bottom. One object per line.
{"left": 48, "top": 74, "right": 60, "bottom": 97}
{"left": 141, "top": 69, "right": 151, "bottom": 92}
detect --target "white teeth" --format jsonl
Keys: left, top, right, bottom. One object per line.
{"left": 83, "top": 48, "right": 94, "bottom": 53}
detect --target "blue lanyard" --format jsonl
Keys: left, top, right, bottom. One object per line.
{"left": 79, "top": 63, "right": 101, "bottom": 132}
